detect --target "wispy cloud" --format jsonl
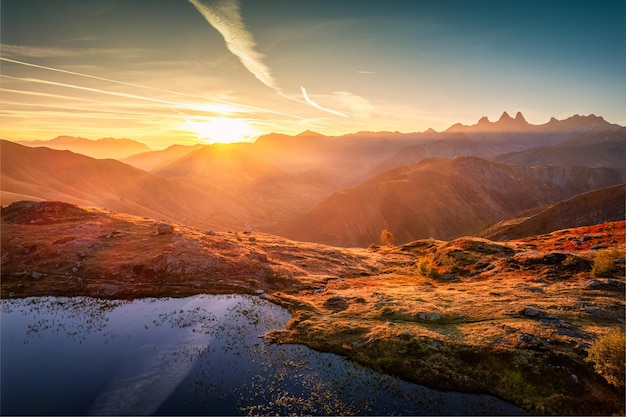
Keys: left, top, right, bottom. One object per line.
{"left": 0, "top": 44, "right": 146, "bottom": 59}
{"left": 331, "top": 91, "right": 374, "bottom": 117}
{"left": 187, "top": 0, "right": 350, "bottom": 119}
{"left": 0, "top": 57, "right": 307, "bottom": 121}
{"left": 188, "top": 0, "right": 278, "bottom": 92}
{"left": 300, "top": 87, "right": 348, "bottom": 118}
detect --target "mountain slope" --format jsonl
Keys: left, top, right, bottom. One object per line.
{"left": 121, "top": 143, "right": 204, "bottom": 172}
{"left": 494, "top": 127, "right": 626, "bottom": 168}
{"left": 365, "top": 133, "right": 499, "bottom": 178}
{"left": 151, "top": 144, "right": 330, "bottom": 231}
{"left": 0, "top": 140, "right": 252, "bottom": 230}
{"left": 0, "top": 140, "right": 325, "bottom": 233}
{"left": 480, "top": 184, "right": 626, "bottom": 240}
{"left": 249, "top": 130, "right": 435, "bottom": 189}
{"left": 282, "top": 157, "right": 625, "bottom": 247}
{"left": 15, "top": 136, "right": 152, "bottom": 159}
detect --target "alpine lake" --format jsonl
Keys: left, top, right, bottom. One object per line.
{"left": 1, "top": 294, "right": 526, "bottom": 415}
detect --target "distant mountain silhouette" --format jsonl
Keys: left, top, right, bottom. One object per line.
{"left": 3, "top": 112, "right": 623, "bottom": 243}
{"left": 494, "top": 127, "right": 626, "bottom": 169}
{"left": 480, "top": 184, "right": 625, "bottom": 240}
{"left": 16, "top": 136, "right": 152, "bottom": 159}
{"left": 365, "top": 133, "right": 499, "bottom": 178}
{"left": 122, "top": 143, "right": 204, "bottom": 172}
{"left": 250, "top": 131, "right": 435, "bottom": 189}
{"left": 443, "top": 112, "right": 620, "bottom": 151}
{"left": 282, "top": 157, "right": 625, "bottom": 247}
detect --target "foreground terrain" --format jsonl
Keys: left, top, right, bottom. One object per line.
{"left": 1, "top": 201, "right": 624, "bottom": 415}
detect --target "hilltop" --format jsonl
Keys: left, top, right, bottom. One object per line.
{"left": 2, "top": 201, "right": 624, "bottom": 415}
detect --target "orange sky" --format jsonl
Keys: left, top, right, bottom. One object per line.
{"left": 1, "top": 0, "right": 624, "bottom": 149}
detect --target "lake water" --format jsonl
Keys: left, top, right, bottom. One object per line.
{"left": 1, "top": 294, "right": 525, "bottom": 415}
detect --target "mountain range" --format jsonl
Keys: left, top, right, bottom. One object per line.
{"left": 3, "top": 112, "right": 624, "bottom": 246}
{"left": 16, "top": 136, "right": 152, "bottom": 159}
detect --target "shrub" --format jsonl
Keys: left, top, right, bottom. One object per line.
{"left": 592, "top": 248, "right": 621, "bottom": 277}
{"left": 417, "top": 257, "right": 439, "bottom": 278}
{"left": 380, "top": 229, "right": 395, "bottom": 246}
{"left": 586, "top": 328, "right": 625, "bottom": 387}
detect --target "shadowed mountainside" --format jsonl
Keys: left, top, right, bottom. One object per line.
{"left": 1, "top": 201, "right": 623, "bottom": 416}
{"left": 480, "top": 184, "right": 626, "bottom": 240}
{"left": 494, "top": 127, "right": 626, "bottom": 169}
{"left": 282, "top": 157, "right": 625, "bottom": 247}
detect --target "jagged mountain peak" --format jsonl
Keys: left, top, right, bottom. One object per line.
{"left": 497, "top": 111, "right": 514, "bottom": 123}
{"left": 296, "top": 130, "right": 326, "bottom": 138}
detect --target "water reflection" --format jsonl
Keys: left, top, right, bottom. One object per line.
{"left": 1, "top": 295, "right": 525, "bottom": 415}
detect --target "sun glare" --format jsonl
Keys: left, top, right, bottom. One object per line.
{"left": 187, "top": 117, "right": 258, "bottom": 144}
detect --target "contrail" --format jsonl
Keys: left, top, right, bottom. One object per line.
{"left": 301, "top": 87, "right": 347, "bottom": 118}
{"left": 0, "top": 57, "right": 306, "bottom": 121}
{"left": 188, "top": 0, "right": 278, "bottom": 91}
{"left": 187, "top": 1, "right": 349, "bottom": 118}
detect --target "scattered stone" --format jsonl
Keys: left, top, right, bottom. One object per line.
{"left": 156, "top": 223, "right": 174, "bottom": 235}
{"left": 517, "top": 333, "right": 543, "bottom": 350}
{"left": 417, "top": 312, "right": 442, "bottom": 321}
{"left": 398, "top": 331, "right": 413, "bottom": 341}
{"left": 583, "top": 279, "right": 625, "bottom": 291}
{"left": 31, "top": 271, "right": 43, "bottom": 279}
{"left": 522, "top": 308, "right": 543, "bottom": 317}
{"left": 323, "top": 296, "right": 349, "bottom": 312}
{"left": 584, "top": 308, "right": 610, "bottom": 318}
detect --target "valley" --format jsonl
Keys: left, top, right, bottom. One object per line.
{"left": 2, "top": 112, "right": 625, "bottom": 415}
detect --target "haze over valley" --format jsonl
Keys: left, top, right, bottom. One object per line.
{"left": 4, "top": 112, "right": 624, "bottom": 245}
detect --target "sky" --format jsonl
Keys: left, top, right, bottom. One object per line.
{"left": 1, "top": 0, "right": 625, "bottom": 148}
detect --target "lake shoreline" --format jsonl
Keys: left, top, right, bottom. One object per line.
{"left": 2, "top": 202, "right": 624, "bottom": 415}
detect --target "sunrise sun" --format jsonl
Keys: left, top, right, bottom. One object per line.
{"left": 187, "top": 117, "right": 258, "bottom": 144}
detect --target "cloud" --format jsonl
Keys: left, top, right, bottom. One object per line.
{"left": 0, "top": 57, "right": 307, "bottom": 121}
{"left": 331, "top": 91, "right": 375, "bottom": 117}
{"left": 0, "top": 44, "right": 146, "bottom": 59}
{"left": 188, "top": 0, "right": 278, "bottom": 91}
{"left": 300, "top": 87, "right": 347, "bottom": 118}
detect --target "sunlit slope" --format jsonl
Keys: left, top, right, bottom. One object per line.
{"left": 0, "top": 140, "right": 241, "bottom": 230}
{"left": 122, "top": 143, "right": 204, "bottom": 172}
{"left": 480, "top": 184, "right": 626, "bottom": 240}
{"left": 151, "top": 145, "right": 330, "bottom": 231}
{"left": 282, "top": 157, "right": 625, "bottom": 247}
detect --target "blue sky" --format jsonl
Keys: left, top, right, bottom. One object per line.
{"left": 1, "top": 0, "right": 624, "bottom": 147}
